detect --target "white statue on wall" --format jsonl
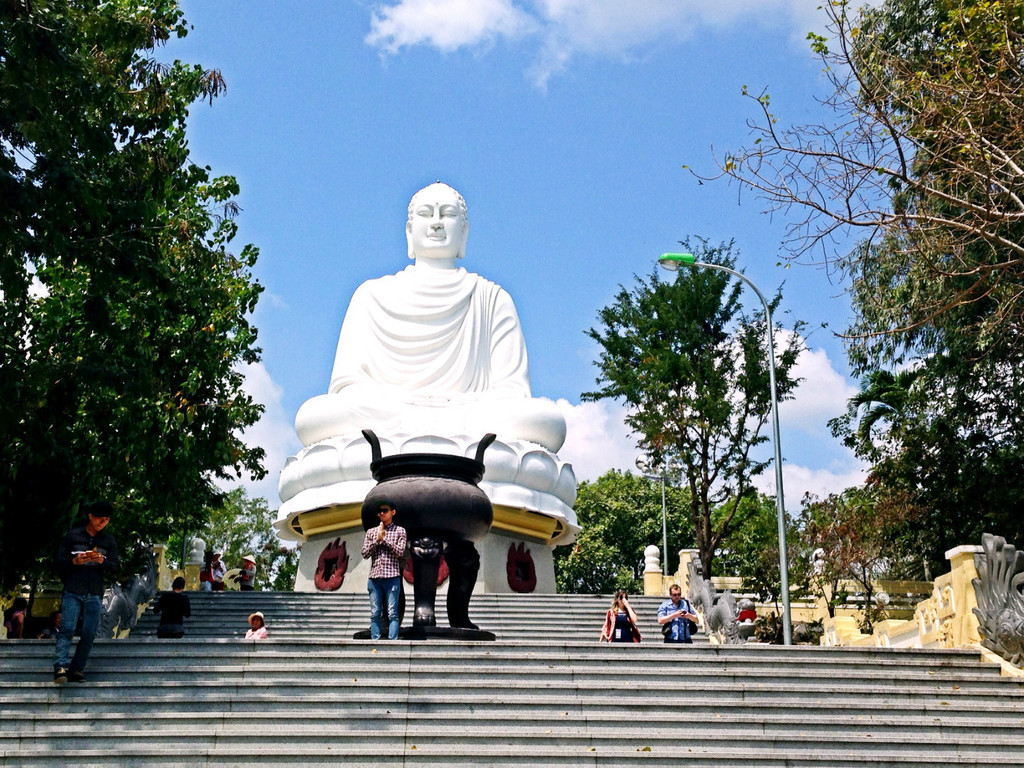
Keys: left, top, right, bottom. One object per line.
{"left": 187, "top": 537, "right": 206, "bottom": 566}
{"left": 277, "top": 182, "right": 577, "bottom": 547}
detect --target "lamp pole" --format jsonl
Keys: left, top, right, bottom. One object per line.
{"left": 657, "top": 252, "right": 792, "bottom": 645}
{"left": 636, "top": 457, "right": 669, "bottom": 577}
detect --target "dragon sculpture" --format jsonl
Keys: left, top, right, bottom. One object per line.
{"left": 972, "top": 533, "right": 1024, "bottom": 667}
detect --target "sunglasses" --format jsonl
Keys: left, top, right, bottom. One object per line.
{"left": 377, "top": 508, "right": 393, "bottom": 514}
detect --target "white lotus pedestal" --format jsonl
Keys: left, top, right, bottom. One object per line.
{"left": 277, "top": 432, "right": 578, "bottom": 596}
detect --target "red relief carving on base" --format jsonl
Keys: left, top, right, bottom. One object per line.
{"left": 402, "top": 553, "right": 449, "bottom": 586}
{"left": 314, "top": 538, "right": 349, "bottom": 591}
{"left": 507, "top": 542, "right": 537, "bottom": 593}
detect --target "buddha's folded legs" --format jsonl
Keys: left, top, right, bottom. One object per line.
{"left": 295, "top": 390, "right": 567, "bottom": 452}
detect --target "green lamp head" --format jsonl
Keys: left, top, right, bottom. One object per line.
{"left": 658, "top": 253, "right": 696, "bottom": 272}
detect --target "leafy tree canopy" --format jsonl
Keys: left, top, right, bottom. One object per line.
{"left": 554, "top": 470, "right": 693, "bottom": 595}
{"left": 0, "top": 0, "right": 265, "bottom": 588}
{"left": 798, "top": 485, "right": 920, "bottom": 632}
{"left": 714, "top": 0, "right": 1024, "bottom": 360}
{"left": 714, "top": 492, "right": 800, "bottom": 608}
{"left": 583, "top": 238, "right": 803, "bottom": 577}
{"left": 830, "top": 356, "right": 1024, "bottom": 571}
{"left": 711, "top": 0, "right": 1024, "bottom": 566}
{"left": 169, "top": 490, "right": 297, "bottom": 592}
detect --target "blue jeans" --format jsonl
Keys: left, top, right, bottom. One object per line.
{"left": 368, "top": 577, "right": 401, "bottom": 640}
{"left": 54, "top": 592, "right": 103, "bottom": 673}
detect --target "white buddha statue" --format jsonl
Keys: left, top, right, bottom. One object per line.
{"left": 277, "top": 183, "right": 577, "bottom": 559}
{"left": 294, "top": 182, "right": 566, "bottom": 452}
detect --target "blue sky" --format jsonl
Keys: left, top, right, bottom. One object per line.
{"left": 170, "top": 0, "right": 868, "bottom": 512}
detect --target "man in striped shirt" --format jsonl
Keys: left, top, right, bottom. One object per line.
{"left": 361, "top": 500, "right": 407, "bottom": 640}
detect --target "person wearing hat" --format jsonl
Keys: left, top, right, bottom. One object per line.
{"left": 52, "top": 501, "right": 120, "bottom": 684}
{"left": 234, "top": 555, "right": 257, "bottom": 591}
{"left": 361, "top": 500, "right": 407, "bottom": 640}
{"left": 245, "top": 611, "right": 267, "bottom": 640}
{"left": 209, "top": 551, "right": 226, "bottom": 591}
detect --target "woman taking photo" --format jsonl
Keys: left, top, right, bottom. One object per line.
{"left": 600, "top": 590, "right": 641, "bottom": 643}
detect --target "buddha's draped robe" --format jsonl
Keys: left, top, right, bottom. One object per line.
{"left": 295, "top": 264, "right": 565, "bottom": 451}
{"left": 330, "top": 266, "right": 530, "bottom": 399}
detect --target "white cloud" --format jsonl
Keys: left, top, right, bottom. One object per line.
{"left": 366, "top": 0, "right": 824, "bottom": 85}
{"left": 534, "top": 0, "right": 698, "bottom": 53}
{"left": 753, "top": 460, "right": 869, "bottom": 517}
{"left": 29, "top": 274, "right": 48, "bottom": 300}
{"left": 759, "top": 335, "right": 866, "bottom": 510}
{"left": 366, "top": 0, "right": 535, "bottom": 53}
{"left": 555, "top": 397, "right": 639, "bottom": 481}
{"left": 219, "top": 362, "right": 301, "bottom": 505}
{"left": 780, "top": 340, "right": 858, "bottom": 434}
{"left": 554, "top": 392, "right": 868, "bottom": 513}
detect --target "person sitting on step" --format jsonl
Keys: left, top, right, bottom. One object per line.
{"left": 36, "top": 610, "right": 61, "bottom": 640}
{"left": 657, "top": 584, "right": 699, "bottom": 645}
{"left": 154, "top": 576, "right": 191, "bottom": 639}
{"left": 245, "top": 612, "right": 268, "bottom": 640}
{"left": 3, "top": 597, "right": 28, "bottom": 639}
{"left": 231, "top": 555, "right": 257, "bottom": 591}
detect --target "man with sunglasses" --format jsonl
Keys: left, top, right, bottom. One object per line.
{"left": 361, "top": 501, "right": 407, "bottom": 640}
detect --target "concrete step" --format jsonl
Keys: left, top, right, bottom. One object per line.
{"left": 132, "top": 592, "right": 690, "bottom": 642}
{"left": 0, "top": 660, "right": 1013, "bottom": 693}
{"left": 3, "top": 681, "right": 1015, "bottom": 709}
{"left": 3, "top": 744, "right": 1023, "bottom": 768}
{"left": 2, "top": 592, "right": 1022, "bottom": 767}
{"left": 3, "top": 725, "right": 1023, "bottom": 753}
{"left": 5, "top": 708, "right": 1024, "bottom": 735}
{"left": 1, "top": 694, "right": 1021, "bottom": 718}
{"left": 5, "top": 691, "right": 1024, "bottom": 723}
{"left": 0, "top": 636, "right": 1006, "bottom": 670}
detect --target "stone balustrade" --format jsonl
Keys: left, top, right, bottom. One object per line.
{"left": 641, "top": 538, "right": 1024, "bottom": 676}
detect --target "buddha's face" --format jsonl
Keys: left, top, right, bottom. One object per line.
{"left": 406, "top": 183, "right": 468, "bottom": 261}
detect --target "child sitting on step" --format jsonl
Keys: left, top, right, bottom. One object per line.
{"left": 245, "top": 611, "right": 268, "bottom": 640}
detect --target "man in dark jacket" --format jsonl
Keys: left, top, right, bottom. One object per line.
{"left": 53, "top": 501, "right": 119, "bottom": 684}
{"left": 154, "top": 576, "right": 191, "bottom": 638}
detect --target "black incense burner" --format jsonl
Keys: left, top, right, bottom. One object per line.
{"left": 359, "top": 429, "right": 496, "bottom": 639}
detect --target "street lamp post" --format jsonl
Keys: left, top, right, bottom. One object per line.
{"left": 635, "top": 458, "right": 669, "bottom": 577}
{"left": 657, "top": 252, "right": 793, "bottom": 645}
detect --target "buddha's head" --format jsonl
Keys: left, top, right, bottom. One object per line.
{"left": 406, "top": 182, "right": 469, "bottom": 262}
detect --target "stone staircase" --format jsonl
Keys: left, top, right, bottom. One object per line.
{"left": 133, "top": 591, "right": 687, "bottom": 642}
{"left": 1, "top": 591, "right": 1022, "bottom": 766}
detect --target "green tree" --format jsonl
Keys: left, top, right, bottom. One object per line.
{"left": 179, "top": 489, "right": 296, "bottom": 592}
{"left": 0, "top": 1, "right": 265, "bottom": 587}
{"left": 798, "top": 486, "right": 920, "bottom": 632}
{"left": 583, "top": 238, "right": 803, "bottom": 578}
{"left": 830, "top": 369, "right": 922, "bottom": 463}
{"left": 713, "top": 0, "right": 1024, "bottom": 565}
{"left": 554, "top": 470, "right": 693, "bottom": 594}
{"left": 713, "top": 0, "right": 1024, "bottom": 354}
{"left": 831, "top": 355, "right": 1024, "bottom": 572}
{"left": 715, "top": 493, "right": 802, "bottom": 609}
